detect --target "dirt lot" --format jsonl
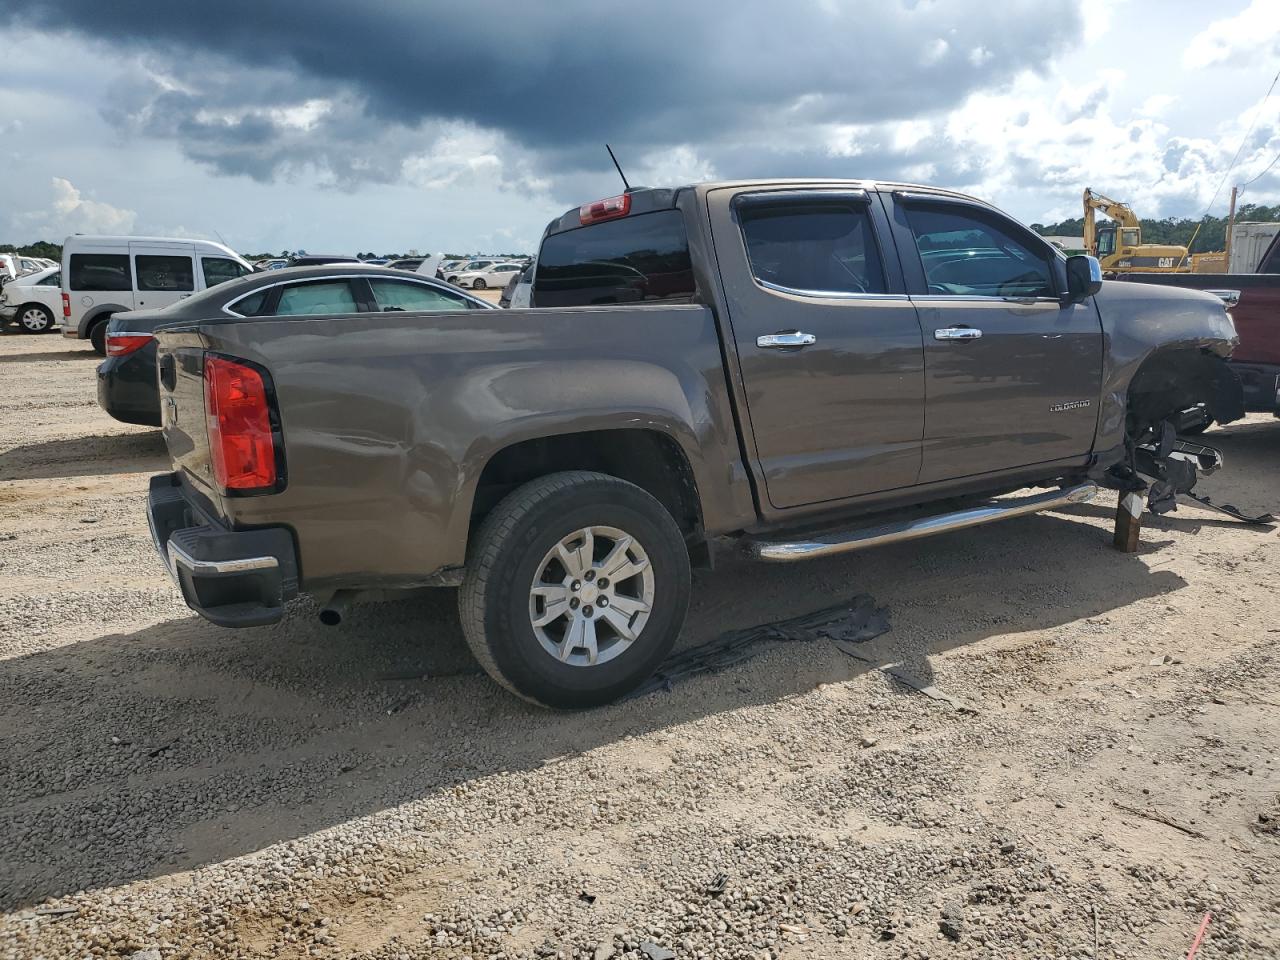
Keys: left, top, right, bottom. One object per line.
{"left": 1, "top": 330, "right": 1277, "bottom": 960}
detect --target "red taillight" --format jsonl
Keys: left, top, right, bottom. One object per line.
{"left": 203, "top": 355, "right": 279, "bottom": 493}
{"left": 61, "top": 292, "right": 70, "bottom": 318}
{"left": 579, "top": 193, "right": 631, "bottom": 224}
{"left": 105, "top": 332, "right": 153, "bottom": 357}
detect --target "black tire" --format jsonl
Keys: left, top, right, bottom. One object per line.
{"left": 459, "top": 471, "right": 691, "bottom": 709}
{"left": 472, "top": 278, "right": 487, "bottom": 290}
{"left": 16, "top": 303, "right": 54, "bottom": 334}
{"left": 89, "top": 319, "right": 109, "bottom": 355}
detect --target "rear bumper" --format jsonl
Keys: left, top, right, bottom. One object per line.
{"left": 148, "top": 473, "right": 299, "bottom": 627}
{"left": 97, "top": 352, "right": 162, "bottom": 426}
{"left": 1231, "top": 360, "right": 1280, "bottom": 413}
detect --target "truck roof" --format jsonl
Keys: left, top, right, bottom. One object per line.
{"left": 542, "top": 179, "right": 995, "bottom": 237}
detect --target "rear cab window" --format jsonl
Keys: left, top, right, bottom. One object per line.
{"left": 534, "top": 208, "right": 695, "bottom": 307}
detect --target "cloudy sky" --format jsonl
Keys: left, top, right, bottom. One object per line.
{"left": 1, "top": 0, "right": 1278, "bottom": 254}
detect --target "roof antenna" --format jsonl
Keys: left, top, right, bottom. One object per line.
{"left": 605, "top": 143, "right": 632, "bottom": 192}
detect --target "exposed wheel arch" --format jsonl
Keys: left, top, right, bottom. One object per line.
{"left": 1125, "top": 347, "right": 1244, "bottom": 438}
{"left": 470, "top": 429, "right": 704, "bottom": 547}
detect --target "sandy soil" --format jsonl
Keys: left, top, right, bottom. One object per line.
{"left": 0, "top": 330, "right": 1276, "bottom": 960}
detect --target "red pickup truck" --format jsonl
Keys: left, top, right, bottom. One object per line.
{"left": 1119, "top": 231, "right": 1280, "bottom": 421}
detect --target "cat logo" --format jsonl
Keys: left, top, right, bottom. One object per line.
{"left": 1050, "top": 400, "right": 1091, "bottom": 413}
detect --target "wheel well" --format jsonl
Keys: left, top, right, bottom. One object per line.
{"left": 472, "top": 430, "right": 703, "bottom": 537}
{"left": 1126, "top": 348, "right": 1244, "bottom": 434}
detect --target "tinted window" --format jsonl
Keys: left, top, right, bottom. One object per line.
{"left": 37, "top": 272, "right": 60, "bottom": 287}
{"left": 274, "top": 280, "right": 358, "bottom": 316}
{"left": 202, "top": 257, "right": 250, "bottom": 288}
{"left": 740, "top": 201, "right": 886, "bottom": 294}
{"left": 136, "top": 255, "right": 194, "bottom": 292}
{"left": 907, "top": 206, "right": 1055, "bottom": 298}
{"left": 535, "top": 210, "right": 695, "bottom": 307}
{"left": 231, "top": 290, "right": 270, "bottom": 316}
{"left": 369, "top": 279, "right": 471, "bottom": 312}
{"left": 69, "top": 253, "right": 131, "bottom": 291}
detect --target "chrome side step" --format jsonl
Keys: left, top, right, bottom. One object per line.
{"left": 747, "top": 483, "right": 1099, "bottom": 562}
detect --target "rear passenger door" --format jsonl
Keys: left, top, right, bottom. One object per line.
{"left": 130, "top": 242, "right": 195, "bottom": 311}
{"left": 885, "top": 194, "right": 1103, "bottom": 483}
{"left": 707, "top": 186, "right": 926, "bottom": 509}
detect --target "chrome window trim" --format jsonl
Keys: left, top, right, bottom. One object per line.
{"left": 737, "top": 189, "right": 888, "bottom": 301}
{"left": 734, "top": 188, "right": 870, "bottom": 209}
{"left": 221, "top": 272, "right": 490, "bottom": 318}
{"left": 907, "top": 294, "right": 1063, "bottom": 304}
{"left": 756, "top": 278, "right": 908, "bottom": 302}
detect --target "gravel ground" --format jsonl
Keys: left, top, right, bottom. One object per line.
{"left": 1, "top": 330, "right": 1277, "bottom": 960}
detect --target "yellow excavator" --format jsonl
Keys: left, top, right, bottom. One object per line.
{"left": 1082, "top": 188, "right": 1192, "bottom": 273}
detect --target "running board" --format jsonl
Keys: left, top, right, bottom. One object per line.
{"left": 747, "top": 483, "right": 1099, "bottom": 562}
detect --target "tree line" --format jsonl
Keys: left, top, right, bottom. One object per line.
{"left": 1031, "top": 202, "right": 1280, "bottom": 253}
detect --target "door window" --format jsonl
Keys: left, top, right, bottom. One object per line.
{"left": 69, "top": 254, "right": 131, "bottom": 291}
{"left": 136, "top": 255, "right": 195, "bottom": 292}
{"left": 368, "top": 279, "right": 472, "bottom": 312}
{"left": 739, "top": 200, "right": 887, "bottom": 295}
{"left": 202, "top": 257, "right": 250, "bottom": 288}
{"left": 906, "top": 206, "right": 1055, "bottom": 298}
{"left": 273, "top": 280, "right": 358, "bottom": 315}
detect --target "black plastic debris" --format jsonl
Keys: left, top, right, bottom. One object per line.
{"left": 1182, "top": 491, "right": 1275, "bottom": 526}
{"left": 627, "top": 595, "right": 890, "bottom": 698}
{"left": 706, "top": 872, "right": 729, "bottom": 897}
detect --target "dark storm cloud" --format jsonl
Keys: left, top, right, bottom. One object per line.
{"left": 22, "top": 0, "right": 1083, "bottom": 189}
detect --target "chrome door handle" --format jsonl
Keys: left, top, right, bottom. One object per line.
{"left": 934, "top": 326, "right": 982, "bottom": 341}
{"left": 757, "top": 331, "right": 817, "bottom": 349}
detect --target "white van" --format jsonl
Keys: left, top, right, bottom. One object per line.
{"left": 61, "top": 236, "right": 254, "bottom": 354}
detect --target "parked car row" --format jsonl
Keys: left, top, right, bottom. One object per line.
{"left": 0, "top": 265, "right": 61, "bottom": 332}
{"left": 96, "top": 264, "right": 493, "bottom": 425}
{"left": 0, "top": 253, "right": 57, "bottom": 281}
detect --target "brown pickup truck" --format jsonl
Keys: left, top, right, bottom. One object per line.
{"left": 146, "top": 179, "right": 1243, "bottom": 707}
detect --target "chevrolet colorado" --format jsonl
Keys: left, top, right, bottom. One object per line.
{"left": 146, "top": 180, "right": 1243, "bottom": 707}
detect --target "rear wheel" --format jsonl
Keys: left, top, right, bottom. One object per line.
{"left": 472, "top": 278, "right": 487, "bottom": 290}
{"left": 459, "top": 471, "right": 690, "bottom": 709}
{"left": 17, "top": 304, "right": 54, "bottom": 333}
{"left": 89, "top": 318, "right": 109, "bottom": 355}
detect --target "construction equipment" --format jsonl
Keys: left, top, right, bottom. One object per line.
{"left": 1083, "top": 188, "right": 1191, "bottom": 273}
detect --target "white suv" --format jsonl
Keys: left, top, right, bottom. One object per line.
{"left": 61, "top": 236, "right": 254, "bottom": 354}
{"left": 0, "top": 265, "right": 61, "bottom": 333}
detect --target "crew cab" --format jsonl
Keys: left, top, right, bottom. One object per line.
{"left": 145, "top": 179, "right": 1242, "bottom": 708}
{"left": 1117, "top": 231, "right": 1280, "bottom": 421}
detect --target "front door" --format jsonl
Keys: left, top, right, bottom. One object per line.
{"left": 888, "top": 197, "right": 1103, "bottom": 483}
{"left": 130, "top": 242, "right": 196, "bottom": 312}
{"left": 708, "top": 186, "right": 926, "bottom": 510}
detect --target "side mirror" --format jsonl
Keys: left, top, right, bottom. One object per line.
{"left": 1064, "top": 255, "right": 1103, "bottom": 303}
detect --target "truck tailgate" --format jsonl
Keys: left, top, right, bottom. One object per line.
{"left": 154, "top": 328, "right": 226, "bottom": 515}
